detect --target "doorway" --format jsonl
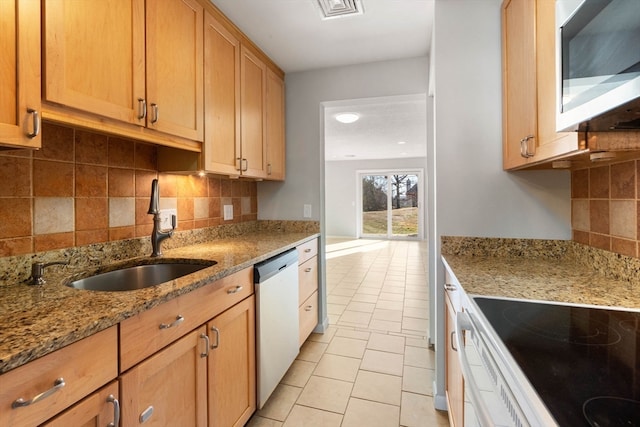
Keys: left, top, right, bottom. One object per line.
{"left": 358, "top": 170, "right": 423, "bottom": 240}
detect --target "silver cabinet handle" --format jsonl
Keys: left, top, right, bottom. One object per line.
{"left": 305, "top": 267, "right": 312, "bottom": 273}
{"left": 26, "top": 108, "right": 40, "bottom": 138}
{"left": 522, "top": 134, "right": 535, "bottom": 158}
{"left": 450, "top": 331, "right": 457, "bottom": 351}
{"left": 137, "top": 98, "right": 147, "bottom": 120}
{"left": 267, "top": 163, "right": 272, "bottom": 175}
{"left": 200, "top": 333, "right": 210, "bottom": 358}
{"left": 444, "top": 283, "right": 457, "bottom": 292}
{"left": 107, "top": 395, "right": 120, "bottom": 427}
{"left": 12, "top": 378, "right": 65, "bottom": 408}
{"left": 227, "top": 285, "right": 243, "bottom": 294}
{"left": 241, "top": 158, "right": 248, "bottom": 172}
{"left": 150, "top": 103, "right": 159, "bottom": 124}
{"left": 159, "top": 315, "right": 184, "bottom": 330}
{"left": 304, "top": 248, "right": 311, "bottom": 253}
{"left": 210, "top": 326, "right": 220, "bottom": 349}
{"left": 519, "top": 138, "right": 526, "bottom": 158}
{"left": 305, "top": 305, "right": 313, "bottom": 312}
{"left": 139, "top": 406, "right": 153, "bottom": 423}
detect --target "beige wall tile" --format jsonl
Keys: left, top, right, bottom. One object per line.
{"left": 109, "top": 197, "right": 135, "bottom": 227}
{"left": 572, "top": 199, "right": 590, "bottom": 231}
{"left": 610, "top": 200, "right": 636, "bottom": 239}
{"left": 34, "top": 197, "right": 74, "bottom": 234}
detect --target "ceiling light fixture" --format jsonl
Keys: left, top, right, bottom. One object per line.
{"left": 315, "top": 0, "right": 364, "bottom": 20}
{"left": 397, "top": 141, "right": 407, "bottom": 145}
{"left": 335, "top": 113, "right": 360, "bottom": 124}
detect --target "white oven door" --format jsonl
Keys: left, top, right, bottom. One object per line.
{"left": 456, "top": 311, "right": 529, "bottom": 427}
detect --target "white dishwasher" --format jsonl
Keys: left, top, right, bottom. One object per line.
{"left": 254, "top": 248, "right": 299, "bottom": 408}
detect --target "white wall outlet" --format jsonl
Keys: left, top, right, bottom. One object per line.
{"left": 303, "top": 204, "right": 312, "bottom": 218}
{"left": 159, "top": 209, "right": 177, "bottom": 229}
{"left": 223, "top": 205, "right": 233, "bottom": 220}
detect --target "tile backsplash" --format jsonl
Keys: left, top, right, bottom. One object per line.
{"left": 572, "top": 159, "right": 640, "bottom": 258}
{"left": 0, "top": 123, "right": 257, "bottom": 257}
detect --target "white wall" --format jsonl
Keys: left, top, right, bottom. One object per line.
{"left": 429, "top": 0, "right": 572, "bottom": 409}
{"left": 325, "top": 158, "right": 427, "bottom": 238}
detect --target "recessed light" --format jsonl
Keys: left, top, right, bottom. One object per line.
{"left": 344, "top": 154, "right": 356, "bottom": 158}
{"left": 335, "top": 113, "right": 360, "bottom": 124}
{"left": 397, "top": 141, "right": 406, "bottom": 145}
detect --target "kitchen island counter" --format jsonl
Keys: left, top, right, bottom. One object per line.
{"left": 0, "top": 230, "right": 319, "bottom": 374}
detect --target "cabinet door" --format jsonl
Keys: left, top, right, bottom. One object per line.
{"left": 501, "top": 0, "right": 537, "bottom": 170}
{"left": 445, "top": 293, "right": 464, "bottom": 427}
{"left": 146, "top": 0, "right": 204, "bottom": 141}
{"left": 204, "top": 12, "right": 242, "bottom": 175}
{"left": 120, "top": 327, "right": 208, "bottom": 427}
{"left": 207, "top": 295, "right": 256, "bottom": 427}
{"left": 266, "top": 68, "right": 285, "bottom": 180}
{"left": 532, "top": 0, "right": 581, "bottom": 161}
{"left": 0, "top": 0, "right": 41, "bottom": 149}
{"left": 240, "top": 46, "right": 267, "bottom": 178}
{"left": 41, "top": 381, "right": 120, "bottom": 427}
{"left": 43, "top": 0, "right": 146, "bottom": 126}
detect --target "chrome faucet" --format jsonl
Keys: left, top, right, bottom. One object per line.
{"left": 28, "top": 260, "right": 69, "bottom": 286}
{"left": 148, "top": 178, "right": 176, "bottom": 257}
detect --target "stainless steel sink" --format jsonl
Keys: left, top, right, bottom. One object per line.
{"left": 66, "top": 260, "right": 216, "bottom": 291}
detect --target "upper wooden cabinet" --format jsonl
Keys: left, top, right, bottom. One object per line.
{"left": 203, "top": 11, "right": 242, "bottom": 175}
{"left": 185, "top": 8, "right": 286, "bottom": 180}
{"left": 43, "top": 0, "right": 203, "bottom": 142}
{"left": 0, "top": 0, "right": 41, "bottom": 149}
{"left": 502, "top": 0, "right": 583, "bottom": 170}
{"left": 240, "top": 45, "right": 268, "bottom": 179}
{"left": 146, "top": 0, "right": 204, "bottom": 141}
{"left": 266, "top": 68, "right": 286, "bottom": 180}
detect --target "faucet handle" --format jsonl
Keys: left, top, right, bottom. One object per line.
{"left": 29, "top": 260, "right": 69, "bottom": 286}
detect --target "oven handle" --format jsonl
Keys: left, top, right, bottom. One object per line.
{"left": 455, "top": 311, "right": 495, "bottom": 427}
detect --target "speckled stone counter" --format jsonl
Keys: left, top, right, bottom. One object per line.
{"left": 441, "top": 236, "right": 640, "bottom": 311}
{"left": 0, "top": 230, "right": 319, "bottom": 374}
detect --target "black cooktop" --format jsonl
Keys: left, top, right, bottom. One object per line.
{"left": 474, "top": 297, "right": 640, "bottom": 427}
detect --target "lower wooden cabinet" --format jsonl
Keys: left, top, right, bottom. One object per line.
{"left": 41, "top": 381, "right": 120, "bottom": 427}
{"left": 297, "top": 238, "right": 319, "bottom": 345}
{"left": 207, "top": 295, "right": 256, "bottom": 427}
{"left": 121, "top": 327, "right": 208, "bottom": 427}
{"left": 0, "top": 327, "right": 117, "bottom": 427}
{"left": 445, "top": 290, "right": 464, "bottom": 427}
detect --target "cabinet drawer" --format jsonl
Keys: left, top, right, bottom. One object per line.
{"left": 299, "top": 291, "right": 318, "bottom": 347}
{"left": 298, "top": 256, "right": 318, "bottom": 305}
{"left": 0, "top": 327, "right": 117, "bottom": 427}
{"left": 42, "top": 381, "right": 119, "bottom": 427}
{"left": 297, "top": 238, "right": 318, "bottom": 265}
{"left": 120, "top": 267, "right": 254, "bottom": 371}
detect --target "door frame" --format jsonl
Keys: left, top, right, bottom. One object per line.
{"left": 356, "top": 168, "right": 424, "bottom": 240}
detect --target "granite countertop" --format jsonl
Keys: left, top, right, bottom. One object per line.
{"left": 0, "top": 231, "right": 318, "bottom": 374}
{"left": 442, "top": 253, "right": 640, "bottom": 310}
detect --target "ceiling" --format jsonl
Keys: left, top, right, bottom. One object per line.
{"left": 209, "top": 0, "right": 433, "bottom": 161}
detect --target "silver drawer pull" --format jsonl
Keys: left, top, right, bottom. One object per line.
{"left": 227, "top": 285, "right": 243, "bottom": 294}
{"left": 305, "top": 305, "right": 313, "bottom": 312}
{"left": 444, "top": 284, "right": 457, "bottom": 292}
{"left": 12, "top": 377, "right": 65, "bottom": 408}
{"left": 140, "top": 405, "right": 154, "bottom": 423}
{"left": 107, "top": 394, "right": 120, "bottom": 427}
{"left": 159, "top": 315, "right": 184, "bottom": 330}
{"left": 210, "top": 326, "right": 220, "bottom": 349}
{"left": 304, "top": 248, "right": 311, "bottom": 253}
{"left": 26, "top": 108, "right": 40, "bottom": 138}
{"left": 305, "top": 267, "right": 312, "bottom": 273}
{"left": 200, "top": 333, "right": 210, "bottom": 358}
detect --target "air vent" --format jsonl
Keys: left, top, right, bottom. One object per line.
{"left": 315, "top": 0, "right": 364, "bottom": 20}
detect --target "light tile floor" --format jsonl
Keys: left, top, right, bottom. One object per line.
{"left": 246, "top": 238, "right": 449, "bottom": 427}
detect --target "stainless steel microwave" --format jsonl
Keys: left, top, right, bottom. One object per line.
{"left": 556, "top": 0, "right": 640, "bottom": 131}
